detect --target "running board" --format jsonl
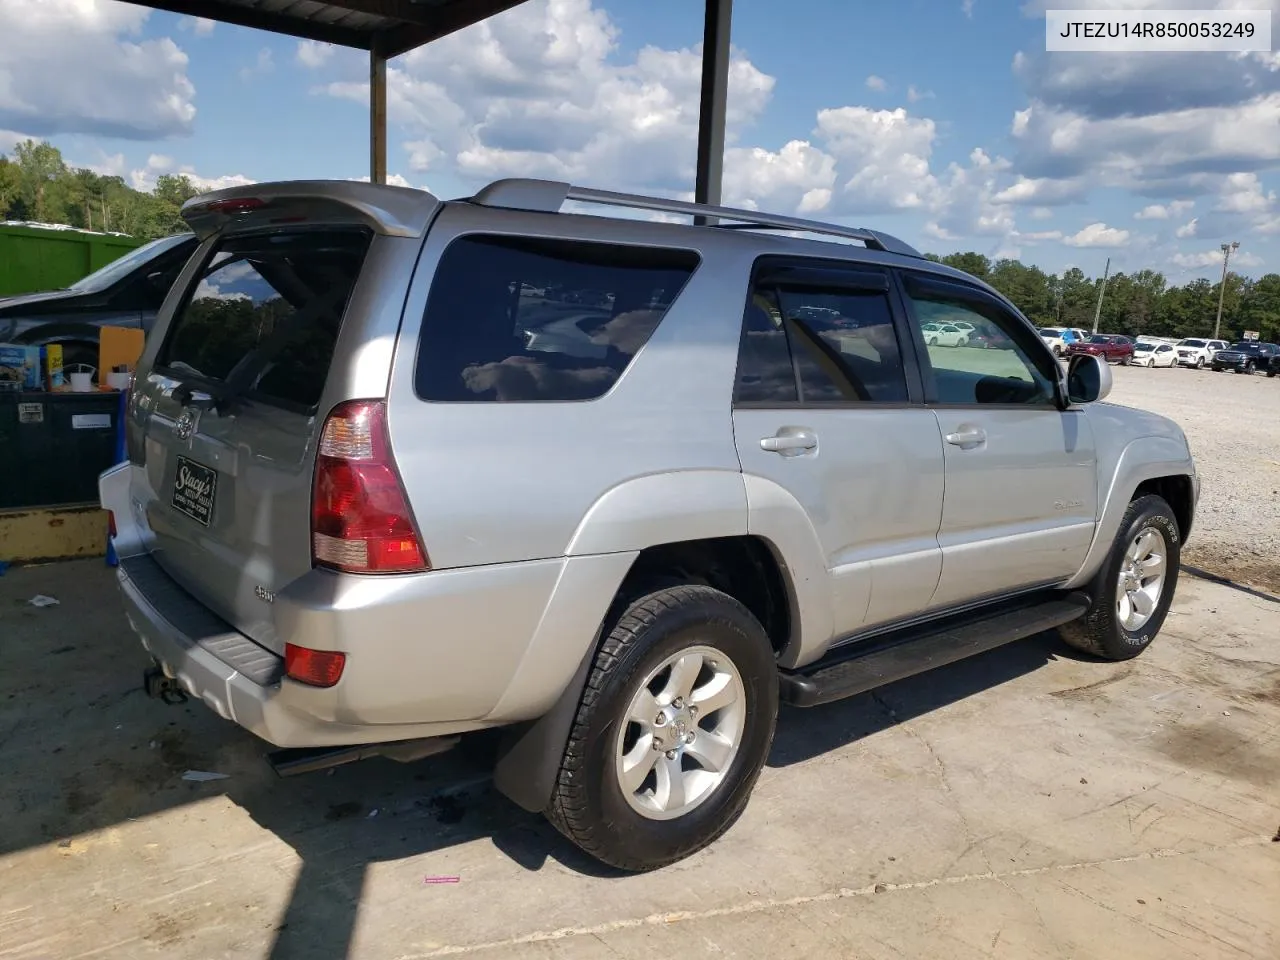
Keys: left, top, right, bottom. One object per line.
{"left": 779, "top": 592, "right": 1091, "bottom": 708}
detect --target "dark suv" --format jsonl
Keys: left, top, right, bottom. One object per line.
{"left": 0, "top": 233, "right": 197, "bottom": 369}
{"left": 1211, "top": 341, "right": 1280, "bottom": 374}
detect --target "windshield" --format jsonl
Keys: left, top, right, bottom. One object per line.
{"left": 1087, "top": 335, "right": 1109, "bottom": 343}
{"left": 1134, "top": 343, "right": 1153, "bottom": 351}
{"left": 1229, "top": 342, "right": 1262, "bottom": 352}
{"left": 1039, "top": 328, "right": 1062, "bottom": 337}
{"left": 67, "top": 234, "right": 191, "bottom": 294}
{"left": 1180, "top": 339, "right": 1205, "bottom": 348}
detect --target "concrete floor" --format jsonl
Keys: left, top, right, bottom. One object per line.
{"left": 1, "top": 559, "right": 1277, "bottom": 959}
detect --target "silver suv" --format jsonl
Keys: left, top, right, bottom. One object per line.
{"left": 101, "top": 178, "right": 1198, "bottom": 872}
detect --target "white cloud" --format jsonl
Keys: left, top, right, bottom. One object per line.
{"left": 963, "top": 0, "right": 976, "bottom": 17}
{"left": 1030, "top": 206, "right": 1054, "bottom": 220}
{"left": 319, "top": 0, "right": 774, "bottom": 195}
{"left": 184, "top": 16, "right": 214, "bottom": 36}
{"left": 1134, "top": 200, "right": 1194, "bottom": 220}
{"left": 907, "top": 85, "right": 934, "bottom": 103}
{"left": 1175, "top": 218, "right": 1198, "bottom": 238}
{"left": 865, "top": 75, "right": 887, "bottom": 92}
{"left": 816, "top": 106, "right": 939, "bottom": 213}
{"left": 1015, "top": 229, "right": 1063, "bottom": 242}
{"left": 240, "top": 47, "right": 274, "bottom": 82}
{"left": 723, "top": 139, "right": 836, "bottom": 213}
{"left": 297, "top": 40, "right": 335, "bottom": 69}
{"left": 1214, "top": 172, "right": 1276, "bottom": 214}
{"left": 1063, "top": 222, "right": 1130, "bottom": 247}
{"left": 0, "top": 0, "right": 196, "bottom": 140}
{"left": 1171, "top": 249, "right": 1263, "bottom": 270}
{"left": 991, "top": 175, "right": 1084, "bottom": 205}
{"left": 350, "top": 173, "right": 417, "bottom": 189}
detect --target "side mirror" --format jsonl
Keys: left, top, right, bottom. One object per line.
{"left": 1066, "top": 352, "right": 1112, "bottom": 404}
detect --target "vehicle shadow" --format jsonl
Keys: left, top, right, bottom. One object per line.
{"left": 768, "top": 629, "right": 1081, "bottom": 768}
{"left": 0, "top": 560, "right": 1084, "bottom": 960}
{"left": 0, "top": 560, "right": 619, "bottom": 960}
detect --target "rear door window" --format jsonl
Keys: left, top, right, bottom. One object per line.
{"left": 415, "top": 235, "right": 698, "bottom": 402}
{"left": 156, "top": 228, "right": 372, "bottom": 411}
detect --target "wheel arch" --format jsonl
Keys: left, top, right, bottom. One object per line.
{"left": 492, "top": 471, "right": 828, "bottom": 813}
{"left": 1064, "top": 437, "right": 1197, "bottom": 590}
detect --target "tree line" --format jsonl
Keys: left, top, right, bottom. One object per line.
{"left": 0, "top": 139, "right": 199, "bottom": 242}
{"left": 924, "top": 251, "right": 1279, "bottom": 344}
{"left": 2, "top": 138, "right": 1277, "bottom": 343}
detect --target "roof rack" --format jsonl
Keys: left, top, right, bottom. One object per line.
{"left": 468, "top": 178, "right": 923, "bottom": 258}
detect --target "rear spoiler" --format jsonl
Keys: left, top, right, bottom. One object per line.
{"left": 181, "top": 180, "right": 441, "bottom": 241}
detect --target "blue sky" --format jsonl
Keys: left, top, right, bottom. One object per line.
{"left": 1, "top": 0, "right": 1277, "bottom": 280}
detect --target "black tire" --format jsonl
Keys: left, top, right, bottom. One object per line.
{"left": 547, "top": 584, "right": 778, "bottom": 871}
{"left": 1059, "top": 494, "right": 1181, "bottom": 661}
{"left": 1195, "top": 357, "right": 1204, "bottom": 369}
{"left": 1245, "top": 361, "right": 1255, "bottom": 375}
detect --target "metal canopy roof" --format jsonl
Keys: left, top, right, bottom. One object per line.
{"left": 122, "top": 0, "right": 531, "bottom": 57}
{"left": 116, "top": 0, "right": 733, "bottom": 210}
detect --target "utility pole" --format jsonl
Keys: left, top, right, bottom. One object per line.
{"left": 1091, "top": 257, "right": 1110, "bottom": 335}
{"left": 1213, "top": 241, "right": 1239, "bottom": 340}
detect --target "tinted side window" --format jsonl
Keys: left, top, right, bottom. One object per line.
{"left": 735, "top": 280, "right": 908, "bottom": 405}
{"left": 416, "top": 236, "right": 698, "bottom": 402}
{"left": 735, "top": 294, "right": 798, "bottom": 403}
{"left": 158, "top": 228, "right": 371, "bottom": 410}
{"left": 903, "top": 275, "right": 1057, "bottom": 406}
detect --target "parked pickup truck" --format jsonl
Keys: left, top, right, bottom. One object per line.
{"left": 100, "top": 178, "right": 1200, "bottom": 872}
{"left": 1174, "top": 338, "right": 1228, "bottom": 369}
{"left": 1066, "top": 334, "right": 1135, "bottom": 365}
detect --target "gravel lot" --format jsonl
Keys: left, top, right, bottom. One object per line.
{"left": 1104, "top": 362, "right": 1280, "bottom": 592}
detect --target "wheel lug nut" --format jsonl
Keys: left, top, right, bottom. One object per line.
{"left": 673, "top": 697, "right": 684, "bottom": 709}
{"left": 665, "top": 750, "right": 677, "bottom": 760}
{"left": 685, "top": 732, "right": 695, "bottom": 743}
{"left": 654, "top": 714, "right": 665, "bottom": 726}
{"left": 688, "top": 705, "right": 698, "bottom": 718}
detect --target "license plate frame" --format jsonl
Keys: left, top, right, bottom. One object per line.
{"left": 171, "top": 456, "right": 218, "bottom": 527}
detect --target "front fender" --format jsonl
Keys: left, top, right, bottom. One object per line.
{"left": 1064, "top": 435, "right": 1196, "bottom": 589}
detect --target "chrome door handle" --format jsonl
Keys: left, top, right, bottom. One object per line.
{"left": 761, "top": 432, "right": 817, "bottom": 454}
{"left": 945, "top": 428, "right": 986, "bottom": 447}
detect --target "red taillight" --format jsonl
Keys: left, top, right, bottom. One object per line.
{"left": 285, "top": 643, "right": 346, "bottom": 687}
{"left": 204, "top": 197, "right": 267, "bottom": 214}
{"left": 311, "top": 400, "right": 428, "bottom": 574}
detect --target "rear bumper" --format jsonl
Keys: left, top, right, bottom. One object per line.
{"left": 101, "top": 464, "right": 636, "bottom": 749}
{"left": 117, "top": 554, "right": 490, "bottom": 748}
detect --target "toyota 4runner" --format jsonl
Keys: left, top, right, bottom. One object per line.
{"left": 101, "top": 178, "right": 1199, "bottom": 872}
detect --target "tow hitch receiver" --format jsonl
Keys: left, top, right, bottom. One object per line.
{"left": 143, "top": 665, "right": 188, "bottom": 705}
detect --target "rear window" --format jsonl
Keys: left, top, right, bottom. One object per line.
{"left": 157, "top": 228, "right": 372, "bottom": 411}
{"left": 415, "top": 235, "right": 698, "bottom": 402}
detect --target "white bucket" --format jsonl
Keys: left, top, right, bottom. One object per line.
{"left": 106, "top": 371, "right": 132, "bottom": 390}
{"left": 67, "top": 364, "right": 95, "bottom": 392}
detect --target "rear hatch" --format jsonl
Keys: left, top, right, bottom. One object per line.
{"left": 130, "top": 209, "right": 380, "bottom": 653}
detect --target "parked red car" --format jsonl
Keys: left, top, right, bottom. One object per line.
{"left": 1066, "top": 334, "right": 1135, "bottom": 365}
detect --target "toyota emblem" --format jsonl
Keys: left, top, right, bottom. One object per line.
{"left": 174, "top": 410, "right": 196, "bottom": 441}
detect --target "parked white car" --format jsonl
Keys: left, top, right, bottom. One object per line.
{"left": 1038, "top": 327, "right": 1076, "bottom": 357}
{"left": 1175, "top": 338, "right": 1228, "bottom": 369}
{"left": 1132, "top": 341, "right": 1178, "bottom": 368}
{"left": 923, "top": 322, "right": 971, "bottom": 347}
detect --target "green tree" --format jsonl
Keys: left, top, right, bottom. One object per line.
{"left": 1236, "top": 273, "right": 1280, "bottom": 343}
{"left": 988, "top": 259, "right": 1055, "bottom": 325}
{"left": 939, "top": 251, "right": 991, "bottom": 281}
{"left": 13, "top": 139, "right": 67, "bottom": 222}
